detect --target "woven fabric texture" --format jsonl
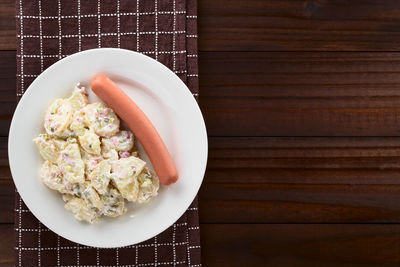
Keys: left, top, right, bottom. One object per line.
{"left": 14, "top": 0, "right": 200, "bottom": 266}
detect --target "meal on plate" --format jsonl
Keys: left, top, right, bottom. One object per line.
{"left": 33, "top": 84, "right": 160, "bottom": 223}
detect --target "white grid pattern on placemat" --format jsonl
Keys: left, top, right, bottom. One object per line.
{"left": 14, "top": 215, "right": 192, "bottom": 266}
{"left": 15, "top": 0, "right": 201, "bottom": 266}
{"left": 16, "top": 1, "right": 189, "bottom": 95}
{"left": 184, "top": 0, "right": 200, "bottom": 264}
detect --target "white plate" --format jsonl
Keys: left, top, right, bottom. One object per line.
{"left": 8, "top": 48, "right": 208, "bottom": 248}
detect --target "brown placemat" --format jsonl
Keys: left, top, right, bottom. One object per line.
{"left": 14, "top": 0, "right": 200, "bottom": 266}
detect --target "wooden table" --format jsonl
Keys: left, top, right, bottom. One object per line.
{"left": 3, "top": 0, "right": 400, "bottom": 266}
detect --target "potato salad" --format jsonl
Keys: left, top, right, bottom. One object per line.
{"left": 33, "top": 85, "right": 159, "bottom": 223}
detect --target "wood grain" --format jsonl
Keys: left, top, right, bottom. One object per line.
{"left": 0, "top": 224, "right": 14, "bottom": 267}
{"left": 0, "top": 183, "right": 13, "bottom": 223}
{"left": 200, "top": 51, "right": 400, "bottom": 136}
{"left": 0, "top": 0, "right": 15, "bottom": 50}
{"left": 198, "top": 0, "right": 400, "bottom": 51}
{"left": 203, "top": 137, "right": 400, "bottom": 223}
{"left": 202, "top": 224, "right": 400, "bottom": 266}
{"left": 207, "top": 136, "right": 400, "bottom": 184}
{"left": 200, "top": 183, "right": 400, "bottom": 224}
{"left": 0, "top": 51, "right": 15, "bottom": 137}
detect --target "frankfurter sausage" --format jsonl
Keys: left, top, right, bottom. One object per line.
{"left": 91, "top": 74, "right": 178, "bottom": 185}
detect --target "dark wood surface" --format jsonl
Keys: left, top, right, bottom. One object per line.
{"left": 3, "top": 0, "right": 400, "bottom": 266}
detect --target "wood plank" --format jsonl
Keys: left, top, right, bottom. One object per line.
{"left": 0, "top": 224, "right": 14, "bottom": 267}
{"left": 0, "top": 137, "right": 8, "bottom": 166}
{"left": 203, "top": 136, "right": 400, "bottom": 223}
{"left": 3, "top": 137, "right": 400, "bottom": 223}
{"left": 0, "top": 118, "right": 11, "bottom": 137}
{"left": 0, "top": 51, "right": 16, "bottom": 137}
{"left": 0, "top": 132, "right": 11, "bottom": 223}
{"left": 201, "top": 224, "right": 400, "bottom": 266}
{"left": 200, "top": 183, "right": 400, "bottom": 223}
{"left": 0, "top": 183, "right": 13, "bottom": 223}
{"left": 0, "top": 51, "right": 16, "bottom": 78}
{"left": 198, "top": 0, "right": 400, "bottom": 51}
{"left": 200, "top": 51, "right": 400, "bottom": 136}
{"left": 207, "top": 137, "right": 400, "bottom": 184}
{"left": 2, "top": 223, "right": 400, "bottom": 266}
{"left": 0, "top": 0, "right": 15, "bottom": 50}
